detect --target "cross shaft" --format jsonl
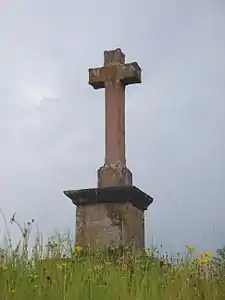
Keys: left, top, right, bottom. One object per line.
{"left": 88, "top": 48, "right": 141, "bottom": 166}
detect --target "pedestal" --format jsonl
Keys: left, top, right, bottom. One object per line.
{"left": 64, "top": 186, "right": 153, "bottom": 249}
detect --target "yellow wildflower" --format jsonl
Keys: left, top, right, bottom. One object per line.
{"left": 205, "top": 251, "right": 212, "bottom": 259}
{"left": 74, "top": 245, "right": 82, "bottom": 254}
{"left": 184, "top": 244, "right": 196, "bottom": 253}
{"left": 197, "top": 251, "right": 212, "bottom": 265}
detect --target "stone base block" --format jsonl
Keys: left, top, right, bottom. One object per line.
{"left": 64, "top": 186, "right": 153, "bottom": 249}
{"left": 98, "top": 164, "right": 132, "bottom": 188}
{"left": 75, "top": 203, "right": 144, "bottom": 248}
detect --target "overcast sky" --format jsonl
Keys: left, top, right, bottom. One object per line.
{"left": 0, "top": 0, "right": 224, "bottom": 254}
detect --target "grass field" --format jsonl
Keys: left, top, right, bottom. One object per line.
{"left": 0, "top": 217, "right": 224, "bottom": 299}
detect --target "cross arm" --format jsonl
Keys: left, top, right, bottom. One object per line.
{"left": 120, "top": 62, "right": 142, "bottom": 86}
{"left": 88, "top": 62, "right": 142, "bottom": 90}
{"left": 88, "top": 67, "right": 105, "bottom": 90}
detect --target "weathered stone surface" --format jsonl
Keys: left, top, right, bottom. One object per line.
{"left": 104, "top": 48, "right": 125, "bottom": 65}
{"left": 88, "top": 48, "right": 142, "bottom": 166}
{"left": 98, "top": 164, "right": 132, "bottom": 187}
{"left": 65, "top": 184, "right": 151, "bottom": 248}
{"left": 64, "top": 185, "right": 153, "bottom": 213}
{"left": 74, "top": 202, "right": 145, "bottom": 248}
{"left": 89, "top": 62, "right": 141, "bottom": 89}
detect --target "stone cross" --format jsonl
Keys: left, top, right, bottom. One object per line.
{"left": 89, "top": 48, "right": 142, "bottom": 187}
{"left": 64, "top": 49, "right": 153, "bottom": 249}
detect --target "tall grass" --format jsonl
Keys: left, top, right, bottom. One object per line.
{"left": 0, "top": 214, "right": 224, "bottom": 299}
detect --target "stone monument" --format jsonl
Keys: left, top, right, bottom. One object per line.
{"left": 64, "top": 48, "right": 153, "bottom": 249}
